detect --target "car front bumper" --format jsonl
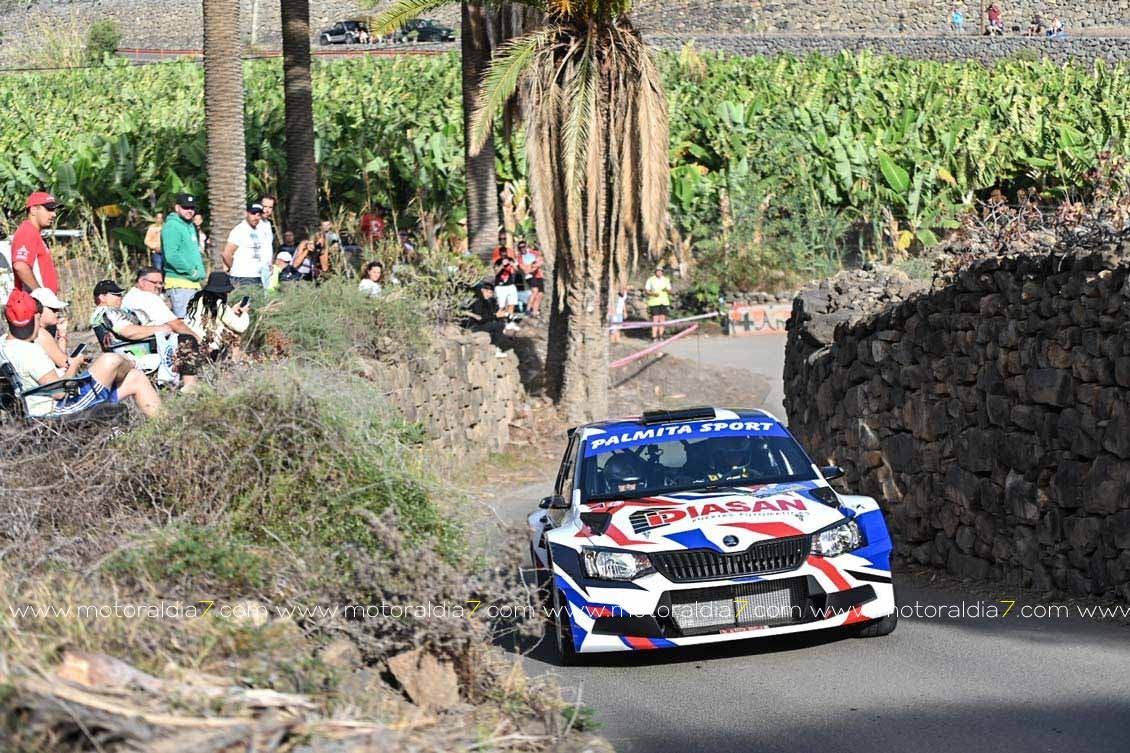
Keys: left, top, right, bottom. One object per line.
{"left": 554, "top": 551, "right": 895, "bottom": 654}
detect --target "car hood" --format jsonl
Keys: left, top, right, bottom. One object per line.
{"left": 580, "top": 480, "right": 848, "bottom": 551}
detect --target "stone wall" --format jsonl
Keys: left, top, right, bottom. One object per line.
{"left": 784, "top": 251, "right": 1130, "bottom": 601}
{"left": 0, "top": 0, "right": 459, "bottom": 51}
{"left": 633, "top": 1, "right": 1130, "bottom": 35}
{"left": 376, "top": 327, "right": 521, "bottom": 461}
{"left": 648, "top": 33, "right": 1130, "bottom": 64}
{"left": 5, "top": 1, "right": 1130, "bottom": 56}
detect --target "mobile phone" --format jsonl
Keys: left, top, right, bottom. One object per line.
{"left": 239, "top": 296, "right": 250, "bottom": 308}
{"left": 69, "top": 343, "right": 86, "bottom": 359}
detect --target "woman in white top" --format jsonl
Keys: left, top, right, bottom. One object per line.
{"left": 184, "top": 272, "right": 250, "bottom": 360}
{"left": 359, "top": 261, "right": 383, "bottom": 298}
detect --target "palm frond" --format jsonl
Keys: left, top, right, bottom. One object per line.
{"left": 561, "top": 30, "right": 598, "bottom": 209}
{"left": 367, "top": 0, "right": 455, "bottom": 36}
{"left": 469, "top": 25, "right": 561, "bottom": 153}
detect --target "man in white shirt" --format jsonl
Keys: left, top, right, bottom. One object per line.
{"left": 222, "top": 204, "right": 266, "bottom": 288}
{"left": 122, "top": 267, "right": 201, "bottom": 341}
{"left": 256, "top": 195, "right": 276, "bottom": 288}
{"left": 0, "top": 289, "right": 160, "bottom": 419}
{"left": 110, "top": 274, "right": 201, "bottom": 390}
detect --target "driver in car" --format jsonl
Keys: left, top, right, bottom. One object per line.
{"left": 602, "top": 451, "right": 649, "bottom": 494}
{"left": 704, "top": 436, "right": 767, "bottom": 482}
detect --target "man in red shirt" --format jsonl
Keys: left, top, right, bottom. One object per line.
{"left": 359, "top": 209, "right": 386, "bottom": 244}
{"left": 11, "top": 191, "right": 62, "bottom": 293}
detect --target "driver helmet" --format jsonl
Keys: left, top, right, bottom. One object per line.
{"left": 712, "top": 436, "right": 753, "bottom": 474}
{"left": 603, "top": 452, "right": 646, "bottom": 494}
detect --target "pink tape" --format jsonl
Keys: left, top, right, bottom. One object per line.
{"left": 610, "top": 324, "right": 699, "bottom": 368}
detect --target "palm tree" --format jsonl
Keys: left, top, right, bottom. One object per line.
{"left": 280, "top": 0, "right": 320, "bottom": 237}
{"left": 202, "top": 0, "right": 248, "bottom": 266}
{"left": 461, "top": 1, "right": 501, "bottom": 257}
{"left": 375, "top": 0, "right": 670, "bottom": 422}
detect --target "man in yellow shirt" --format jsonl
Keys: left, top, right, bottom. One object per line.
{"left": 644, "top": 266, "right": 671, "bottom": 340}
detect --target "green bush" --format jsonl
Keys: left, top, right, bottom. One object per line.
{"left": 84, "top": 20, "right": 121, "bottom": 64}
{"left": 105, "top": 524, "right": 270, "bottom": 592}
{"left": 105, "top": 364, "right": 464, "bottom": 560}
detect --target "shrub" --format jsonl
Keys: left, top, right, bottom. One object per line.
{"left": 84, "top": 20, "right": 121, "bottom": 64}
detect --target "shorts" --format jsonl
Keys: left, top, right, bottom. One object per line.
{"left": 529, "top": 277, "right": 545, "bottom": 292}
{"left": 649, "top": 304, "right": 669, "bottom": 317}
{"left": 49, "top": 376, "right": 119, "bottom": 417}
{"left": 496, "top": 284, "right": 518, "bottom": 309}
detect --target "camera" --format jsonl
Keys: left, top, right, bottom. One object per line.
{"left": 315, "top": 240, "right": 325, "bottom": 251}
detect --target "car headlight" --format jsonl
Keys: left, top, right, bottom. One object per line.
{"left": 810, "top": 520, "right": 864, "bottom": 557}
{"left": 581, "top": 548, "right": 655, "bottom": 581}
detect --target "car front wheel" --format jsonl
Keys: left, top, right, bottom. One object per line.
{"left": 319, "top": 34, "right": 330, "bottom": 45}
{"left": 854, "top": 609, "right": 898, "bottom": 637}
{"left": 551, "top": 585, "right": 580, "bottom": 665}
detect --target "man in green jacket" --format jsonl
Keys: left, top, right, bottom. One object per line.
{"left": 161, "top": 193, "right": 206, "bottom": 317}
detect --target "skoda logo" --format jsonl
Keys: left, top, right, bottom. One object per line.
{"left": 722, "top": 535, "right": 739, "bottom": 548}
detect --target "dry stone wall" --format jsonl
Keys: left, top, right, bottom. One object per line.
{"left": 375, "top": 327, "right": 521, "bottom": 460}
{"left": 784, "top": 250, "right": 1130, "bottom": 601}
{"left": 648, "top": 34, "right": 1130, "bottom": 64}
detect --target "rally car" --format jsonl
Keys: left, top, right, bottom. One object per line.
{"left": 528, "top": 407, "right": 897, "bottom": 664}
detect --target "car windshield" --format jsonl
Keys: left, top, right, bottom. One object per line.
{"left": 582, "top": 430, "right": 817, "bottom": 502}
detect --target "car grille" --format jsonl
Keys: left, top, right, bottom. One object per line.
{"left": 668, "top": 577, "right": 808, "bottom": 635}
{"left": 651, "top": 535, "right": 810, "bottom": 583}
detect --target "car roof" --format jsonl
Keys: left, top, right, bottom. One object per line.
{"left": 576, "top": 407, "right": 784, "bottom": 436}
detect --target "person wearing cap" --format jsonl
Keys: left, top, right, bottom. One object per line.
{"left": 461, "top": 281, "right": 517, "bottom": 347}
{"left": 644, "top": 265, "right": 672, "bottom": 340}
{"left": 161, "top": 193, "right": 206, "bottom": 317}
{"left": 10, "top": 191, "right": 63, "bottom": 294}
{"left": 92, "top": 279, "right": 201, "bottom": 391}
{"left": 222, "top": 204, "right": 267, "bottom": 288}
{"left": 185, "top": 272, "right": 250, "bottom": 358}
{"left": 0, "top": 289, "right": 161, "bottom": 419}
{"left": 29, "top": 288, "right": 72, "bottom": 369}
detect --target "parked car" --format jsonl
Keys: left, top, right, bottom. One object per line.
{"left": 529, "top": 406, "right": 898, "bottom": 664}
{"left": 396, "top": 19, "right": 456, "bottom": 43}
{"left": 318, "top": 20, "right": 369, "bottom": 45}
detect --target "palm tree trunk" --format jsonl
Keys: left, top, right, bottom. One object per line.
{"left": 546, "top": 260, "right": 610, "bottom": 423}
{"left": 281, "top": 0, "right": 319, "bottom": 237}
{"left": 462, "top": 0, "right": 500, "bottom": 257}
{"left": 203, "top": 0, "right": 247, "bottom": 266}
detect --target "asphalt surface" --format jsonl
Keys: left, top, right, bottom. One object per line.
{"left": 489, "top": 333, "right": 1130, "bottom": 753}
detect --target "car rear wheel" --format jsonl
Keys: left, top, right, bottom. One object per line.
{"left": 551, "top": 586, "right": 580, "bottom": 665}
{"left": 854, "top": 609, "right": 898, "bottom": 637}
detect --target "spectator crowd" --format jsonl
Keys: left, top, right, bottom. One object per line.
{"left": 0, "top": 186, "right": 676, "bottom": 423}
{"left": 0, "top": 189, "right": 405, "bottom": 423}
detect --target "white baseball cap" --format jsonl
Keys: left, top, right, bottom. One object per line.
{"left": 31, "top": 288, "right": 69, "bottom": 310}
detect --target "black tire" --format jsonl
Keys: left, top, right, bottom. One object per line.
{"left": 854, "top": 609, "right": 898, "bottom": 638}
{"left": 530, "top": 543, "right": 551, "bottom": 603}
{"left": 550, "top": 584, "right": 580, "bottom": 666}
{"left": 319, "top": 34, "right": 330, "bottom": 46}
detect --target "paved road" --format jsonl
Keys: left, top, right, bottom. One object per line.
{"left": 664, "top": 333, "right": 788, "bottom": 421}
{"left": 489, "top": 334, "right": 1130, "bottom": 753}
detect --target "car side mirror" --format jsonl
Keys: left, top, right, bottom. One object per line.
{"left": 540, "top": 494, "right": 569, "bottom": 510}
{"left": 821, "top": 465, "right": 845, "bottom": 481}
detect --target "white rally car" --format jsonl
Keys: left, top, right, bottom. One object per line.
{"left": 529, "top": 407, "right": 897, "bottom": 663}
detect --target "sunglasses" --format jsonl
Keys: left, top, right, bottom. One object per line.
{"left": 40, "top": 204, "right": 60, "bottom": 212}
{"left": 142, "top": 278, "right": 164, "bottom": 287}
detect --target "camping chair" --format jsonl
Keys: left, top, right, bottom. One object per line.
{"left": 0, "top": 360, "right": 124, "bottom": 425}
{"left": 92, "top": 320, "right": 166, "bottom": 384}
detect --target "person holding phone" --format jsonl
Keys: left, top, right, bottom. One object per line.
{"left": 29, "top": 288, "right": 73, "bottom": 369}
{"left": 184, "top": 272, "right": 250, "bottom": 360}
{"left": 0, "top": 289, "right": 161, "bottom": 419}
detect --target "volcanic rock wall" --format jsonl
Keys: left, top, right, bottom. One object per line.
{"left": 784, "top": 251, "right": 1130, "bottom": 600}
